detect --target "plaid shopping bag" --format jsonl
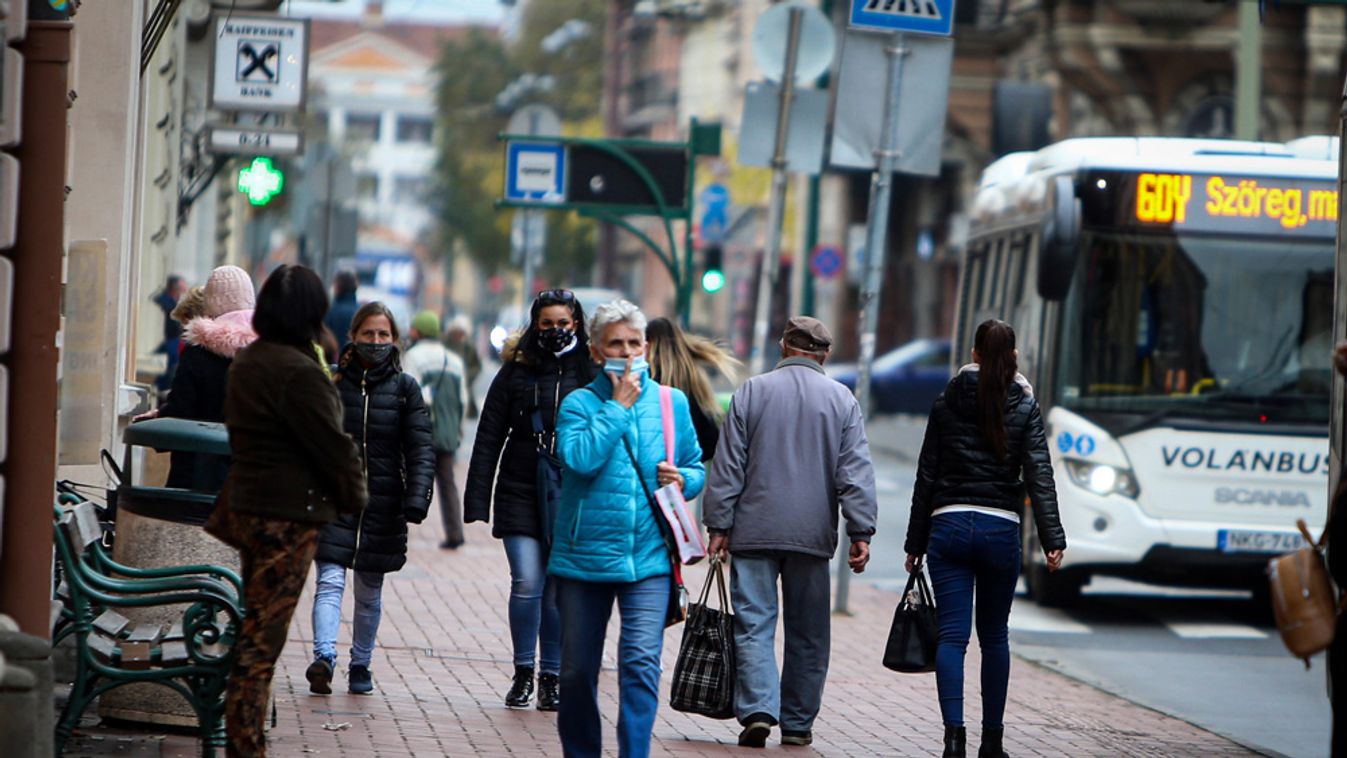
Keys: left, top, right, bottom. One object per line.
{"left": 669, "top": 556, "right": 736, "bottom": 719}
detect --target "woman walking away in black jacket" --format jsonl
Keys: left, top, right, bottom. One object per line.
{"left": 905, "top": 319, "right": 1067, "bottom": 758}
{"left": 306, "top": 302, "right": 434, "bottom": 697}
{"left": 645, "top": 317, "right": 740, "bottom": 461}
{"left": 464, "top": 289, "right": 595, "bottom": 712}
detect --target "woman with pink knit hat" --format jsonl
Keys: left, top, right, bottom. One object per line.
{"left": 156, "top": 265, "right": 259, "bottom": 490}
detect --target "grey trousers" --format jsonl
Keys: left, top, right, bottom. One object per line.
{"left": 730, "top": 551, "right": 831, "bottom": 732}
{"left": 434, "top": 451, "right": 464, "bottom": 546}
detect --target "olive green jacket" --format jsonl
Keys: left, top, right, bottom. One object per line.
{"left": 224, "top": 339, "right": 367, "bottom": 522}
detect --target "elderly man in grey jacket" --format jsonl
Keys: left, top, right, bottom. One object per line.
{"left": 704, "top": 316, "right": 878, "bottom": 748}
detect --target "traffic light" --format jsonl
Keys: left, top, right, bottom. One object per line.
{"left": 237, "top": 156, "right": 284, "bottom": 206}
{"left": 701, "top": 245, "right": 724, "bottom": 293}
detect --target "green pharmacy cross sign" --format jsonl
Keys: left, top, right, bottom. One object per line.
{"left": 498, "top": 119, "right": 722, "bottom": 324}
{"left": 237, "top": 157, "right": 284, "bottom": 206}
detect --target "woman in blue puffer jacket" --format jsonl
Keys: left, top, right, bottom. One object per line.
{"left": 549, "top": 299, "right": 705, "bottom": 758}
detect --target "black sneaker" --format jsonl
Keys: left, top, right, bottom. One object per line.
{"left": 737, "top": 713, "right": 775, "bottom": 748}
{"left": 781, "top": 730, "right": 813, "bottom": 746}
{"left": 348, "top": 664, "right": 373, "bottom": 695}
{"left": 505, "top": 665, "right": 534, "bottom": 708}
{"left": 305, "top": 656, "right": 335, "bottom": 695}
{"left": 536, "top": 673, "right": 560, "bottom": 712}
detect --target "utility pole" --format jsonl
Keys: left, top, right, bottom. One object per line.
{"left": 837, "top": 32, "right": 909, "bottom": 616}
{"left": 749, "top": 6, "right": 803, "bottom": 377}
{"left": 1235, "top": 0, "right": 1262, "bottom": 140}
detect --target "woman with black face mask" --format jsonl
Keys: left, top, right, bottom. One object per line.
{"left": 465, "top": 289, "right": 596, "bottom": 712}
{"left": 306, "top": 302, "right": 435, "bottom": 697}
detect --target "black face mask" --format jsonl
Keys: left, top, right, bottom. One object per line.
{"left": 355, "top": 342, "right": 394, "bottom": 367}
{"left": 536, "top": 327, "right": 574, "bottom": 353}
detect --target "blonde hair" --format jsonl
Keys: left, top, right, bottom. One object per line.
{"left": 170, "top": 286, "right": 207, "bottom": 325}
{"left": 646, "top": 317, "right": 741, "bottom": 420}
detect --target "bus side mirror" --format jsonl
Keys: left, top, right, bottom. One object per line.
{"left": 1037, "top": 175, "right": 1080, "bottom": 301}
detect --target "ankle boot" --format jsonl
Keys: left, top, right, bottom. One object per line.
{"left": 943, "top": 725, "right": 966, "bottom": 758}
{"left": 536, "top": 673, "right": 560, "bottom": 712}
{"left": 504, "top": 665, "right": 534, "bottom": 707}
{"left": 978, "top": 726, "right": 1008, "bottom": 758}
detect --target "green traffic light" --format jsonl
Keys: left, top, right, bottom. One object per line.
{"left": 238, "top": 157, "right": 284, "bottom": 206}
{"left": 701, "top": 269, "right": 725, "bottom": 293}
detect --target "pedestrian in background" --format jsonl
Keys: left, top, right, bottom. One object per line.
{"left": 445, "top": 314, "right": 483, "bottom": 418}
{"left": 307, "top": 302, "right": 435, "bottom": 697}
{"left": 156, "top": 265, "right": 258, "bottom": 490}
{"left": 222, "top": 264, "right": 367, "bottom": 758}
{"left": 904, "top": 319, "right": 1066, "bottom": 758}
{"left": 404, "top": 309, "right": 470, "bottom": 549}
{"left": 703, "top": 316, "right": 877, "bottom": 748}
{"left": 550, "top": 299, "right": 705, "bottom": 758}
{"left": 464, "top": 289, "right": 595, "bottom": 711}
{"left": 325, "top": 269, "right": 360, "bottom": 347}
{"left": 152, "top": 274, "right": 188, "bottom": 393}
{"left": 645, "top": 317, "right": 740, "bottom": 462}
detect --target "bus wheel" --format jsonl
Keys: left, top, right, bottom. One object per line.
{"left": 1026, "top": 562, "right": 1083, "bottom": 608}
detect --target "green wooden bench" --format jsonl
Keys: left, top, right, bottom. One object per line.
{"left": 53, "top": 501, "right": 242, "bottom": 757}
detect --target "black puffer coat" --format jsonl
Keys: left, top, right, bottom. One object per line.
{"left": 905, "top": 368, "right": 1066, "bottom": 556}
{"left": 464, "top": 338, "right": 596, "bottom": 539}
{"left": 316, "top": 346, "right": 435, "bottom": 573}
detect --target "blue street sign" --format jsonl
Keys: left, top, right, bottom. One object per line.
{"left": 699, "top": 183, "right": 731, "bottom": 244}
{"left": 810, "top": 245, "right": 843, "bottom": 279}
{"left": 849, "top": 0, "right": 956, "bottom": 37}
{"left": 505, "top": 141, "right": 567, "bottom": 205}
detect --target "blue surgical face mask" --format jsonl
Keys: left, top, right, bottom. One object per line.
{"left": 603, "top": 356, "right": 648, "bottom": 377}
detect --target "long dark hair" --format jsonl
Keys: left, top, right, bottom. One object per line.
{"left": 974, "top": 319, "right": 1017, "bottom": 461}
{"left": 253, "top": 265, "right": 328, "bottom": 349}
{"left": 518, "top": 289, "right": 589, "bottom": 365}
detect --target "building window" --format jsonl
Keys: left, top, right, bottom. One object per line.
{"left": 357, "top": 173, "right": 380, "bottom": 201}
{"left": 346, "top": 112, "right": 382, "bottom": 142}
{"left": 392, "top": 175, "right": 429, "bottom": 204}
{"left": 396, "top": 115, "right": 434, "bottom": 144}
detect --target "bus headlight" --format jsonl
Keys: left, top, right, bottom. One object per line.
{"left": 1064, "top": 459, "right": 1139, "bottom": 498}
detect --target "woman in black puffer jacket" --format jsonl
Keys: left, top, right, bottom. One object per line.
{"left": 307, "top": 302, "right": 434, "bottom": 697}
{"left": 905, "top": 319, "right": 1066, "bottom": 758}
{"left": 465, "top": 289, "right": 596, "bottom": 712}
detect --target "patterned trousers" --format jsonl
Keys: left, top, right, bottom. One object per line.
{"left": 225, "top": 513, "right": 320, "bottom": 758}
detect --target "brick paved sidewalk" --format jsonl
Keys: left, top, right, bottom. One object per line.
{"left": 63, "top": 467, "right": 1262, "bottom": 758}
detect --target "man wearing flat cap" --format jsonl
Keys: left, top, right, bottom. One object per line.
{"left": 703, "top": 316, "right": 878, "bottom": 748}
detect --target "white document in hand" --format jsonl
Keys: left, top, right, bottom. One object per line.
{"left": 654, "top": 482, "right": 706, "bottom": 565}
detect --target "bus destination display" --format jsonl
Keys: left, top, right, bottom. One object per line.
{"left": 1082, "top": 170, "right": 1339, "bottom": 237}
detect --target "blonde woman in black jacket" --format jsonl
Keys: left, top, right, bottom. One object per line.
{"left": 905, "top": 319, "right": 1066, "bottom": 758}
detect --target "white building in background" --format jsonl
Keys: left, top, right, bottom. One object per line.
{"left": 304, "top": 4, "right": 472, "bottom": 240}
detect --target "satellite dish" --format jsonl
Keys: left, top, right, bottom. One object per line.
{"left": 751, "top": 2, "right": 836, "bottom": 85}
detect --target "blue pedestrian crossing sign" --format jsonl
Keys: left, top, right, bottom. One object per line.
{"left": 850, "top": 0, "right": 956, "bottom": 37}
{"left": 505, "top": 141, "right": 567, "bottom": 205}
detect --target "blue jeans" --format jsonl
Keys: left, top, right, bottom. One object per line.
{"left": 502, "top": 535, "right": 561, "bottom": 675}
{"left": 730, "top": 552, "right": 831, "bottom": 731}
{"left": 556, "top": 575, "right": 667, "bottom": 758}
{"left": 311, "top": 561, "right": 385, "bottom": 668}
{"left": 926, "top": 511, "right": 1022, "bottom": 729}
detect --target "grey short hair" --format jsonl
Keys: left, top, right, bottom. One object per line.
{"left": 589, "top": 299, "right": 647, "bottom": 344}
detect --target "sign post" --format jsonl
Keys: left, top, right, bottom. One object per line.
{"left": 836, "top": 0, "right": 955, "bottom": 616}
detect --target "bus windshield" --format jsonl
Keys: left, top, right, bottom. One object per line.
{"left": 1056, "top": 232, "right": 1333, "bottom": 427}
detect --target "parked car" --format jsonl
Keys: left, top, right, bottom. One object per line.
{"left": 827, "top": 338, "right": 952, "bottom": 415}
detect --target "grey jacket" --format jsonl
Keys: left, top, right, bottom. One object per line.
{"left": 703, "top": 357, "right": 878, "bottom": 558}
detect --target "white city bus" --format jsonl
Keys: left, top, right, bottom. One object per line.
{"left": 960, "top": 136, "right": 1336, "bottom": 606}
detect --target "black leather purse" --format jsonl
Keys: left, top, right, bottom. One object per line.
{"left": 883, "top": 562, "right": 938, "bottom": 673}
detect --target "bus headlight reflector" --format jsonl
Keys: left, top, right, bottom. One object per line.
{"left": 1065, "top": 459, "right": 1139, "bottom": 498}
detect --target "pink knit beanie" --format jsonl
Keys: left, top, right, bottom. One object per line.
{"left": 204, "top": 265, "right": 255, "bottom": 318}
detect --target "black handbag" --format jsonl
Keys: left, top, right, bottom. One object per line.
{"left": 531, "top": 378, "right": 563, "bottom": 548}
{"left": 883, "top": 563, "right": 938, "bottom": 673}
{"left": 670, "top": 556, "right": 736, "bottom": 719}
